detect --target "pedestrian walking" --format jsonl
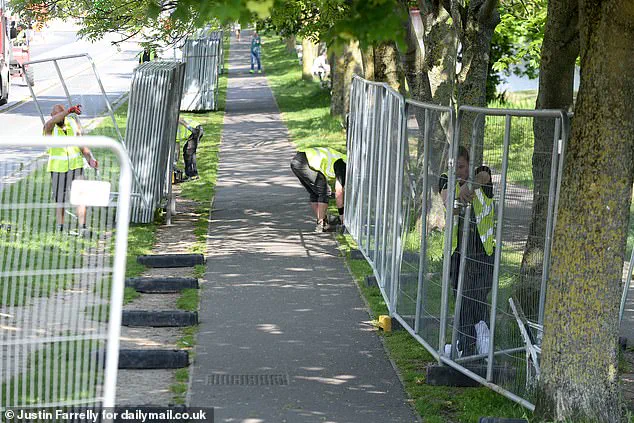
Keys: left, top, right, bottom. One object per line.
{"left": 250, "top": 31, "right": 262, "bottom": 74}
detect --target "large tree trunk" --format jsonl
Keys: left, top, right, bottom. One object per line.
{"left": 417, "top": 0, "right": 458, "bottom": 106}
{"left": 331, "top": 41, "right": 364, "bottom": 117}
{"left": 330, "top": 49, "right": 346, "bottom": 117}
{"left": 455, "top": 0, "right": 500, "bottom": 166}
{"left": 406, "top": 4, "right": 459, "bottom": 230}
{"left": 285, "top": 34, "right": 296, "bottom": 53}
{"left": 371, "top": 41, "right": 405, "bottom": 93}
{"left": 535, "top": 0, "right": 634, "bottom": 420}
{"left": 342, "top": 40, "right": 363, "bottom": 116}
{"left": 361, "top": 46, "right": 375, "bottom": 81}
{"left": 516, "top": 0, "right": 579, "bottom": 320}
{"left": 302, "top": 37, "right": 319, "bottom": 81}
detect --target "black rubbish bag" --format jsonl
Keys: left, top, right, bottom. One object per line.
{"left": 183, "top": 125, "right": 204, "bottom": 178}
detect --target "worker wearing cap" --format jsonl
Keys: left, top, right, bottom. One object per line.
{"left": 43, "top": 104, "right": 98, "bottom": 236}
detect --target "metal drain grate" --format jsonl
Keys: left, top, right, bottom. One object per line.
{"left": 205, "top": 374, "right": 289, "bottom": 386}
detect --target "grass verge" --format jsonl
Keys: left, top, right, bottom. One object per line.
{"left": 262, "top": 35, "right": 530, "bottom": 422}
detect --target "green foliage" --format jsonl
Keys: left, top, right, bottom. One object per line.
{"left": 492, "top": 0, "right": 547, "bottom": 84}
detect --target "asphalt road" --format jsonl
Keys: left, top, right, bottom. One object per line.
{"left": 0, "top": 28, "right": 140, "bottom": 178}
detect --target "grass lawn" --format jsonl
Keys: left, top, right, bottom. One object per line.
{"left": 262, "top": 35, "right": 530, "bottom": 422}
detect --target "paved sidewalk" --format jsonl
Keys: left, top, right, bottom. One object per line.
{"left": 189, "top": 31, "right": 419, "bottom": 423}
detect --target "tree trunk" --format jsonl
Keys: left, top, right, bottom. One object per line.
{"left": 285, "top": 34, "right": 296, "bottom": 53}
{"left": 455, "top": 0, "right": 500, "bottom": 166}
{"left": 535, "top": 0, "right": 634, "bottom": 420}
{"left": 361, "top": 46, "right": 375, "bottom": 81}
{"left": 417, "top": 0, "right": 458, "bottom": 106}
{"left": 372, "top": 41, "right": 405, "bottom": 93}
{"left": 330, "top": 49, "right": 346, "bottom": 117}
{"left": 406, "top": 4, "right": 459, "bottom": 230}
{"left": 516, "top": 0, "right": 579, "bottom": 319}
{"left": 342, "top": 40, "right": 364, "bottom": 116}
{"left": 302, "top": 38, "right": 318, "bottom": 81}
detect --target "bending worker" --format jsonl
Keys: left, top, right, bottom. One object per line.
{"left": 290, "top": 146, "right": 346, "bottom": 233}
{"left": 43, "top": 104, "right": 99, "bottom": 236}
{"left": 439, "top": 146, "right": 495, "bottom": 357}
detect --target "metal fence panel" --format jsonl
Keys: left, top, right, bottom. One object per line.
{"left": 126, "top": 61, "right": 186, "bottom": 223}
{"left": 345, "top": 77, "right": 407, "bottom": 311}
{"left": 396, "top": 100, "right": 454, "bottom": 354}
{"left": 0, "top": 136, "right": 132, "bottom": 410}
{"left": 344, "top": 75, "right": 579, "bottom": 410}
{"left": 181, "top": 31, "right": 222, "bottom": 112}
{"left": 441, "top": 106, "right": 567, "bottom": 407}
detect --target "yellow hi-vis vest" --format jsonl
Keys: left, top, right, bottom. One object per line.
{"left": 47, "top": 117, "right": 84, "bottom": 173}
{"left": 451, "top": 182, "right": 495, "bottom": 256}
{"left": 303, "top": 147, "right": 346, "bottom": 181}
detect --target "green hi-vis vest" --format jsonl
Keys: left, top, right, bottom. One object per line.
{"left": 303, "top": 147, "right": 346, "bottom": 181}
{"left": 451, "top": 182, "right": 495, "bottom": 256}
{"left": 47, "top": 117, "right": 83, "bottom": 173}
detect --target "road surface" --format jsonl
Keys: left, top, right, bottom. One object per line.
{"left": 0, "top": 25, "right": 139, "bottom": 178}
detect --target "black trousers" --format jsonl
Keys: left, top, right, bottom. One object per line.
{"left": 451, "top": 250, "right": 494, "bottom": 356}
{"left": 290, "top": 152, "right": 330, "bottom": 203}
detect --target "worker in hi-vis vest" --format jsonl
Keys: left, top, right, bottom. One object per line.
{"left": 439, "top": 145, "right": 495, "bottom": 357}
{"left": 43, "top": 104, "right": 99, "bottom": 237}
{"left": 290, "top": 146, "right": 346, "bottom": 233}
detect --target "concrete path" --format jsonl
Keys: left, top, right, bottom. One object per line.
{"left": 189, "top": 31, "right": 419, "bottom": 422}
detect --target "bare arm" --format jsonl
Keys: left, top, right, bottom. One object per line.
{"left": 43, "top": 110, "right": 71, "bottom": 135}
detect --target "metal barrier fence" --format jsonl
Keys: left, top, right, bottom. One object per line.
{"left": 22, "top": 53, "right": 147, "bottom": 213}
{"left": 181, "top": 30, "right": 223, "bottom": 111}
{"left": 0, "top": 136, "right": 132, "bottom": 410}
{"left": 346, "top": 76, "right": 406, "bottom": 312}
{"left": 126, "top": 61, "right": 186, "bottom": 223}
{"left": 345, "top": 75, "right": 580, "bottom": 409}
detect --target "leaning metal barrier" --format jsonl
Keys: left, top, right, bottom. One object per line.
{"left": 22, "top": 53, "right": 147, "bottom": 212}
{"left": 345, "top": 75, "right": 582, "bottom": 410}
{"left": 126, "top": 61, "right": 186, "bottom": 223}
{"left": 181, "top": 30, "right": 222, "bottom": 111}
{"left": 0, "top": 136, "right": 132, "bottom": 410}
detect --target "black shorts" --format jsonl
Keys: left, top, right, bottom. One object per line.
{"left": 290, "top": 152, "right": 330, "bottom": 203}
{"left": 51, "top": 168, "right": 83, "bottom": 204}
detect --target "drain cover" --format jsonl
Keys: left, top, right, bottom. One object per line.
{"left": 205, "top": 374, "right": 289, "bottom": 386}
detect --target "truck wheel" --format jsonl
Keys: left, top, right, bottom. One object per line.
{"left": 25, "top": 67, "right": 35, "bottom": 87}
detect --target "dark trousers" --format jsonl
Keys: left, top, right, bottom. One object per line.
{"left": 451, "top": 251, "right": 494, "bottom": 356}
{"left": 251, "top": 51, "right": 261, "bottom": 71}
{"left": 290, "top": 152, "right": 329, "bottom": 203}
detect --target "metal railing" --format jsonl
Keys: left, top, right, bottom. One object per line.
{"left": 344, "top": 74, "right": 584, "bottom": 409}
{"left": 181, "top": 30, "right": 223, "bottom": 111}
{"left": 0, "top": 136, "right": 132, "bottom": 410}
{"left": 126, "top": 61, "right": 185, "bottom": 224}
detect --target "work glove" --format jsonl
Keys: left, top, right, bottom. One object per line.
{"left": 67, "top": 104, "right": 82, "bottom": 115}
